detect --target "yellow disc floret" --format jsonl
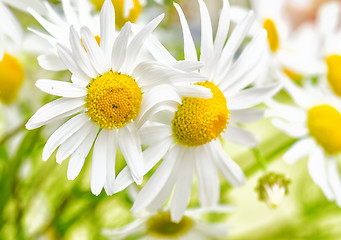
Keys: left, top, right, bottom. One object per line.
{"left": 147, "top": 212, "right": 193, "bottom": 238}
{"left": 0, "top": 53, "right": 25, "bottom": 104}
{"left": 85, "top": 71, "right": 142, "bottom": 129}
{"left": 326, "top": 55, "right": 341, "bottom": 97}
{"left": 263, "top": 18, "right": 280, "bottom": 53}
{"left": 90, "top": 0, "right": 142, "bottom": 29}
{"left": 172, "top": 81, "right": 230, "bottom": 147}
{"left": 307, "top": 105, "right": 341, "bottom": 155}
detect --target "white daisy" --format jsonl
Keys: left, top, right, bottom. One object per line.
{"left": 26, "top": 0, "right": 210, "bottom": 196}
{"left": 267, "top": 76, "right": 341, "bottom": 207}
{"left": 102, "top": 205, "right": 233, "bottom": 240}
{"left": 112, "top": 0, "right": 281, "bottom": 222}
{"left": 230, "top": 0, "right": 325, "bottom": 85}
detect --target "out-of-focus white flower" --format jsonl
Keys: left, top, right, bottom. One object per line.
{"left": 102, "top": 206, "right": 233, "bottom": 240}
{"left": 26, "top": 0, "right": 210, "bottom": 196}
{"left": 112, "top": 0, "right": 281, "bottom": 222}
{"left": 0, "top": 0, "right": 46, "bottom": 104}
{"left": 255, "top": 172, "right": 291, "bottom": 208}
{"left": 230, "top": 0, "right": 325, "bottom": 85}
{"left": 267, "top": 77, "right": 341, "bottom": 207}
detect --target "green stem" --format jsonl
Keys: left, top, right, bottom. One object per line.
{"left": 252, "top": 148, "right": 267, "bottom": 171}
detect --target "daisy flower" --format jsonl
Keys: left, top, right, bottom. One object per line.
{"left": 26, "top": 0, "right": 210, "bottom": 196}
{"left": 0, "top": 0, "right": 46, "bottom": 103}
{"left": 102, "top": 206, "right": 233, "bottom": 240}
{"left": 113, "top": 0, "right": 281, "bottom": 222}
{"left": 267, "top": 76, "right": 341, "bottom": 207}
{"left": 230, "top": 0, "right": 325, "bottom": 85}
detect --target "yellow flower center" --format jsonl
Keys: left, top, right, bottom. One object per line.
{"left": 147, "top": 212, "right": 193, "bottom": 238}
{"left": 90, "top": 0, "right": 142, "bottom": 29}
{"left": 0, "top": 53, "right": 25, "bottom": 104}
{"left": 85, "top": 71, "right": 142, "bottom": 129}
{"left": 172, "top": 81, "right": 230, "bottom": 147}
{"left": 307, "top": 105, "right": 341, "bottom": 155}
{"left": 326, "top": 55, "right": 341, "bottom": 97}
{"left": 263, "top": 18, "right": 279, "bottom": 53}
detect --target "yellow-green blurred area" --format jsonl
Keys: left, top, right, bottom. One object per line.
{"left": 1, "top": 0, "right": 341, "bottom": 239}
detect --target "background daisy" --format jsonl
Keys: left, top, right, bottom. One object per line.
{"left": 267, "top": 77, "right": 341, "bottom": 207}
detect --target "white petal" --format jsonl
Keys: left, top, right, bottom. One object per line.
{"left": 122, "top": 14, "right": 164, "bottom": 73}
{"left": 42, "top": 113, "right": 88, "bottom": 161}
{"left": 71, "top": 75, "right": 89, "bottom": 88}
{"left": 146, "top": 147, "right": 183, "bottom": 212}
{"left": 174, "top": 3, "right": 197, "bottom": 61}
{"left": 118, "top": 123, "right": 144, "bottom": 185}
{"left": 102, "top": 219, "right": 146, "bottom": 239}
{"left": 80, "top": 26, "right": 108, "bottom": 74}
{"left": 143, "top": 32, "right": 176, "bottom": 64}
{"left": 195, "top": 145, "right": 220, "bottom": 207}
{"left": 328, "top": 158, "right": 341, "bottom": 206}
{"left": 209, "top": 140, "right": 245, "bottom": 187}
{"left": 28, "top": 8, "right": 66, "bottom": 41}
{"left": 308, "top": 147, "right": 334, "bottom": 201}
{"left": 104, "top": 130, "right": 118, "bottom": 195}
{"left": 131, "top": 146, "right": 182, "bottom": 213}
{"left": 216, "top": 12, "right": 254, "bottom": 77}
{"left": 170, "top": 148, "right": 194, "bottom": 223}
{"left": 38, "top": 53, "right": 66, "bottom": 71}
{"left": 112, "top": 137, "right": 173, "bottom": 194}
{"left": 222, "top": 125, "right": 259, "bottom": 147}
{"left": 67, "top": 124, "right": 99, "bottom": 180}
{"left": 230, "top": 109, "right": 264, "bottom": 123}
{"left": 227, "top": 84, "right": 281, "bottom": 110}
{"left": 198, "top": 0, "right": 213, "bottom": 64}
{"left": 139, "top": 124, "right": 172, "bottom": 146}
{"left": 62, "top": 0, "right": 78, "bottom": 27}
{"left": 56, "top": 43, "right": 90, "bottom": 81}
{"left": 219, "top": 30, "right": 267, "bottom": 93}
{"left": 112, "top": 22, "right": 131, "bottom": 72}
{"left": 26, "top": 98, "right": 84, "bottom": 130}
{"left": 100, "top": 0, "right": 115, "bottom": 64}
{"left": 213, "top": 0, "right": 230, "bottom": 56}
{"left": 170, "top": 61, "right": 203, "bottom": 72}
{"left": 0, "top": 3, "right": 22, "bottom": 43}
{"left": 175, "top": 84, "right": 212, "bottom": 99}
{"left": 35, "top": 79, "right": 87, "bottom": 98}
{"left": 265, "top": 100, "right": 307, "bottom": 123}
{"left": 271, "top": 119, "right": 308, "bottom": 138}
{"left": 283, "top": 138, "right": 314, "bottom": 164}
{"left": 69, "top": 26, "right": 98, "bottom": 78}
{"left": 135, "top": 85, "right": 181, "bottom": 128}
{"left": 91, "top": 130, "right": 108, "bottom": 195}
{"left": 90, "top": 129, "right": 116, "bottom": 196}
{"left": 56, "top": 120, "right": 94, "bottom": 164}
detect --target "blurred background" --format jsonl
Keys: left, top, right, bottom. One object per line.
{"left": 1, "top": 0, "right": 341, "bottom": 239}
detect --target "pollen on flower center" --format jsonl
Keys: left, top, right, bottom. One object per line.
{"left": 0, "top": 53, "right": 24, "bottom": 104}
{"left": 147, "top": 212, "right": 193, "bottom": 238}
{"left": 263, "top": 18, "right": 279, "bottom": 53}
{"left": 85, "top": 71, "right": 142, "bottom": 129}
{"left": 326, "top": 55, "right": 341, "bottom": 96}
{"left": 307, "top": 105, "right": 341, "bottom": 155}
{"left": 172, "top": 81, "right": 230, "bottom": 147}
